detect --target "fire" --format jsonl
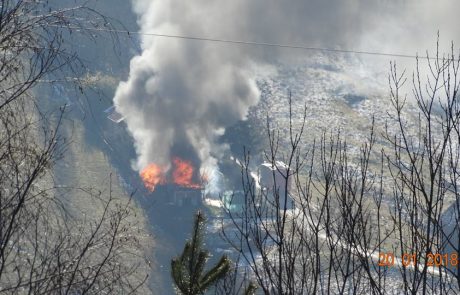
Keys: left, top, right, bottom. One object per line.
{"left": 140, "top": 163, "right": 166, "bottom": 192}
{"left": 172, "top": 157, "right": 201, "bottom": 189}
{"left": 140, "top": 157, "right": 202, "bottom": 191}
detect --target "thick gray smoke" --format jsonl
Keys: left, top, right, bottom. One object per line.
{"left": 113, "top": 0, "right": 460, "bottom": 191}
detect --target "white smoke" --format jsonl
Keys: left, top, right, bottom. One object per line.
{"left": 113, "top": 0, "right": 460, "bottom": 190}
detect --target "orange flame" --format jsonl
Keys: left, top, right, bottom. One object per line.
{"left": 140, "top": 163, "right": 166, "bottom": 192}
{"left": 172, "top": 157, "right": 201, "bottom": 189}
{"left": 140, "top": 157, "right": 203, "bottom": 191}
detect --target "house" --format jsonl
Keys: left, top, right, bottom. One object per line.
{"left": 259, "top": 161, "right": 295, "bottom": 210}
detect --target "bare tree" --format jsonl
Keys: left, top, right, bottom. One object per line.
{"left": 222, "top": 94, "right": 391, "bottom": 294}
{"left": 0, "top": 1, "right": 149, "bottom": 293}
{"left": 384, "top": 38, "right": 460, "bottom": 294}
{"left": 222, "top": 40, "right": 460, "bottom": 294}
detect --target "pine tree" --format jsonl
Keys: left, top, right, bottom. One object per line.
{"left": 243, "top": 282, "right": 258, "bottom": 295}
{"left": 171, "top": 211, "right": 231, "bottom": 295}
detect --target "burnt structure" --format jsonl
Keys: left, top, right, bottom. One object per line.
{"left": 146, "top": 184, "right": 207, "bottom": 240}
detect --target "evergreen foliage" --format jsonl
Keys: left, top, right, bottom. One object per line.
{"left": 243, "top": 282, "right": 258, "bottom": 295}
{"left": 171, "top": 211, "right": 231, "bottom": 295}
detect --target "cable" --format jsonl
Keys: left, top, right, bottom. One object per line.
{"left": 56, "top": 25, "right": 460, "bottom": 62}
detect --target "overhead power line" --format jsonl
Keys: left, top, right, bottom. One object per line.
{"left": 57, "top": 25, "right": 458, "bottom": 62}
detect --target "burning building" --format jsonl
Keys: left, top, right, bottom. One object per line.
{"left": 152, "top": 184, "right": 204, "bottom": 208}
{"left": 139, "top": 156, "right": 208, "bottom": 238}
{"left": 140, "top": 157, "right": 203, "bottom": 192}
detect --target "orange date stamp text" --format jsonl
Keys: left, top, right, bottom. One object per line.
{"left": 378, "top": 252, "right": 459, "bottom": 268}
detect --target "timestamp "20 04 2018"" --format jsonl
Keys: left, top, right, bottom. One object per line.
{"left": 378, "top": 252, "right": 459, "bottom": 268}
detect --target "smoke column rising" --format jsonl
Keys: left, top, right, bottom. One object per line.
{"left": 113, "top": 0, "right": 460, "bottom": 192}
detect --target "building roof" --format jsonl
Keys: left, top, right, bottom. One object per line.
{"left": 104, "top": 106, "right": 125, "bottom": 123}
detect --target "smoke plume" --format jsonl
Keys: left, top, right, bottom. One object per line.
{"left": 113, "top": 0, "right": 460, "bottom": 190}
